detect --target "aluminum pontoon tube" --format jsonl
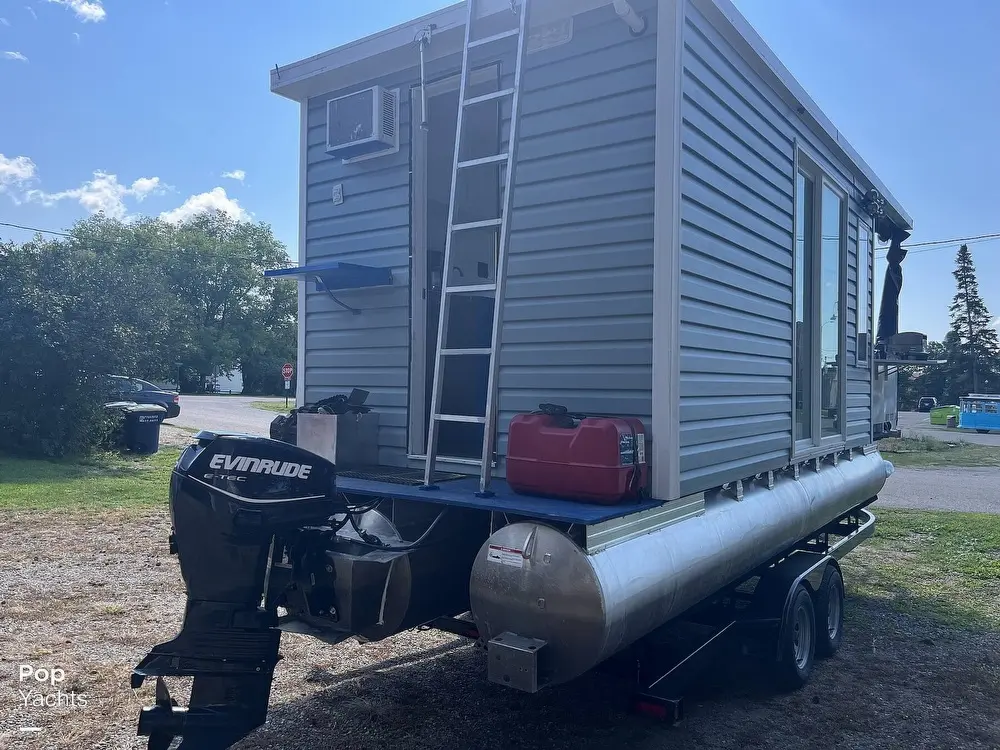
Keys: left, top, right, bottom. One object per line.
{"left": 469, "top": 450, "right": 893, "bottom": 687}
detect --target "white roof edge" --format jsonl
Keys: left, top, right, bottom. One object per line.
{"left": 270, "top": 1, "right": 478, "bottom": 102}
{"left": 270, "top": 0, "right": 912, "bottom": 232}
{"left": 270, "top": 0, "right": 616, "bottom": 102}
{"left": 702, "top": 0, "right": 912, "bottom": 231}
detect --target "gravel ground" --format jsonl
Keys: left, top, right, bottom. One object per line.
{"left": 169, "top": 395, "right": 286, "bottom": 436}
{"left": 1, "top": 511, "right": 998, "bottom": 750}
{"left": 875, "top": 466, "right": 1000, "bottom": 515}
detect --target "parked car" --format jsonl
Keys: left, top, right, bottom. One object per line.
{"left": 917, "top": 396, "right": 938, "bottom": 413}
{"left": 106, "top": 375, "right": 181, "bottom": 419}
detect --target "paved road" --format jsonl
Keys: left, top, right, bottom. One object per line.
{"left": 169, "top": 395, "right": 287, "bottom": 436}
{"left": 876, "top": 465, "right": 1000, "bottom": 514}
{"left": 897, "top": 410, "right": 1000, "bottom": 446}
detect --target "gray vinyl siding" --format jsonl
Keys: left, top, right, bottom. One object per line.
{"left": 300, "top": 0, "right": 883, "bottom": 493}
{"left": 496, "top": 0, "right": 658, "bottom": 467}
{"left": 301, "top": 4, "right": 657, "bottom": 471}
{"left": 678, "top": 0, "right": 872, "bottom": 496}
{"left": 303, "top": 68, "right": 422, "bottom": 466}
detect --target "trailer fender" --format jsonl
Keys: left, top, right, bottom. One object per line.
{"left": 752, "top": 550, "right": 834, "bottom": 662}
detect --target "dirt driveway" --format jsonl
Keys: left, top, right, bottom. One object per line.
{"left": 1, "top": 511, "right": 998, "bottom": 750}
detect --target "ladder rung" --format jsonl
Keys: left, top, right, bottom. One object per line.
{"left": 457, "top": 153, "right": 509, "bottom": 169}
{"left": 440, "top": 348, "right": 493, "bottom": 356}
{"left": 468, "top": 29, "right": 520, "bottom": 49}
{"left": 464, "top": 88, "right": 515, "bottom": 107}
{"left": 444, "top": 283, "right": 496, "bottom": 293}
{"left": 452, "top": 218, "right": 502, "bottom": 232}
{"left": 435, "top": 414, "right": 488, "bottom": 424}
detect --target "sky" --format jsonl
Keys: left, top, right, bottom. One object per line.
{"left": 2, "top": 0, "right": 999, "bottom": 343}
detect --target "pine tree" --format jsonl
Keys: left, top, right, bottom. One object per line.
{"left": 945, "top": 244, "right": 1000, "bottom": 399}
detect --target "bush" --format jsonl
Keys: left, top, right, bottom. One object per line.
{"left": 0, "top": 239, "right": 146, "bottom": 458}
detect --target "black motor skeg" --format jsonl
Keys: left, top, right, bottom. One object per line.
{"left": 132, "top": 432, "right": 343, "bottom": 750}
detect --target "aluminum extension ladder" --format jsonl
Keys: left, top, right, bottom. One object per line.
{"left": 423, "top": 0, "right": 532, "bottom": 496}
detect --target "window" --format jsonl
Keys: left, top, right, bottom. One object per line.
{"left": 820, "top": 183, "right": 843, "bottom": 439}
{"left": 856, "top": 222, "right": 872, "bottom": 364}
{"left": 793, "top": 150, "right": 846, "bottom": 452}
{"left": 794, "top": 173, "right": 814, "bottom": 443}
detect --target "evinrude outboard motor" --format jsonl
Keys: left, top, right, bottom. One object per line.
{"left": 131, "top": 431, "right": 343, "bottom": 749}
{"left": 132, "top": 430, "right": 478, "bottom": 749}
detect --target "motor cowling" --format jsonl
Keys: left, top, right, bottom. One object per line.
{"left": 132, "top": 433, "right": 344, "bottom": 750}
{"left": 168, "top": 433, "right": 341, "bottom": 606}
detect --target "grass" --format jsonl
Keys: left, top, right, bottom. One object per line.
{"left": 0, "top": 448, "right": 181, "bottom": 512}
{"left": 854, "top": 507, "right": 1000, "bottom": 630}
{"left": 251, "top": 400, "right": 293, "bottom": 414}
{"left": 877, "top": 435, "right": 1000, "bottom": 467}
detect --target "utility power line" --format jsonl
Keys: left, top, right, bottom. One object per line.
{"left": 5, "top": 217, "right": 1000, "bottom": 265}
{"left": 0, "top": 220, "right": 296, "bottom": 266}
{"left": 875, "top": 231, "right": 1000, "bottom": 257}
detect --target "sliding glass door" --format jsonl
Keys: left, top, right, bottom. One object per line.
{"left": 794, "top": 150, "right": 846, "bottom": 454}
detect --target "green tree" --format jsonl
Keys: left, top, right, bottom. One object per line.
{"left": 0, "top": 236, "right": 162, "bottom": 456}
{"left": 164, "top": 213, "right": 295, "bottom": 392}
{"left": 62, "top": 212, "right": 297, "bottom": 393}
{"left": 0, "top": 212, "right": 297, "bottom": 457}
{"left": 944, "top": 244, "right": 1000, "bottom": 400}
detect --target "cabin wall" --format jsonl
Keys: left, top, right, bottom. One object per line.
{"left": 301, "top": 2, "right": 657, "bottom": 472}
{"left": 496, "top": 0, "right": 658, "bottom": 464}
{"left": 299, "top": 0, "right": 881, "bottom": 493}
{"left": 302, "top": 62, "right": 445, "bottom": 466}
{"left": 677, "top": 0, "right": 873, "bottom": 497}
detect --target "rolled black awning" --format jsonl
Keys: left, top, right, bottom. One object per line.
{"left": 875, "top": 225, "right": 912, "bottom": 346}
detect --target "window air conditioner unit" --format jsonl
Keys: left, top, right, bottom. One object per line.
{"left": 326, "top": 85, "right": 399, "bottom": 162}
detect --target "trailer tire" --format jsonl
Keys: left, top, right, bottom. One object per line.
{"left": 773, "top": 583, "right": 815, "bottom": 692}
{"left": 814, "top": 565, "right": 845, "bottom": 659}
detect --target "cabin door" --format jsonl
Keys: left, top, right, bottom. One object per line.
{"left": 409, "top": 65, "right": 502, "bottom": 460}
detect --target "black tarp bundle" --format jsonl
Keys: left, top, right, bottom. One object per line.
{"left": 876, "top": 227, "right": 912, "bottom": 346}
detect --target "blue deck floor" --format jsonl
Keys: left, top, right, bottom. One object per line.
{"left": 335, "top": 475, "right": 663, "bottom": 525}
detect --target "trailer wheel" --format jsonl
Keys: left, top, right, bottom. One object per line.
{"left": 814, "top": 566, "right": 844, "bottom": 659}
{"left": 773, "top": 583, "right": 815, "bottom": 691}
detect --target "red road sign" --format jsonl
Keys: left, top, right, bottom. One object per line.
{"left": 282, "top": 363, "right": 294, "bottom": 380}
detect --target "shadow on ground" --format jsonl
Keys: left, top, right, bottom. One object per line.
{"left": 234, "top": 597, "right": 1000, "bottom": 750}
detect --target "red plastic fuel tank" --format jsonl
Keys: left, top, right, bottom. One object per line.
{"left": 505, "top": 405, "right": 649, "bottom": 504}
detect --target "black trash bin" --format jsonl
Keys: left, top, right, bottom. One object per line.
{"left": 105, "top": 401, "right": 166, "bottom": 454}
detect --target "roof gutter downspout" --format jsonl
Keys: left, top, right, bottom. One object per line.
{"left": 612, "top": 0, "right": 647, "bottom": 35}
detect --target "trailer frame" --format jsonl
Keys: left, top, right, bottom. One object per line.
{"left": 627, "top": 502, "right": 875, "bottom": 723}
{"left": 417, "top": 502, "right": 876, "bottom": 724}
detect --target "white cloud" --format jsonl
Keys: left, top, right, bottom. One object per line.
{"left": 160, "top": 187, "right": 249, "bottom": 224}
{"left": 46, "top": 0, "right": 105, "bottom": 22}
{"left": 25, "top": 6, "right": 37, "bottom": 20}
{"left": 73, "top": 31, "right": 80, "bottom": 42}
{"left": 221, "top": 169, "right": 246, "bottom": 183}
{"left": 3, "top": 51, "right": 28, "bottom": 62}
{"left": 0, "top": 154, "right": 37, "bottom": 205}
{"left": 0, "top": 154, "right": 37, "bottom": 186}
{"left": 0, "top": 18, "right": 10, "bottom": 26}
{"left": 0, "top": 157, "right": 246, "bottom": 227}
{"left": 130, "top": 177, "right": 164, "bottom": 200}
{"left": 25, "top": 170, "right": 169, "bottom": 219}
